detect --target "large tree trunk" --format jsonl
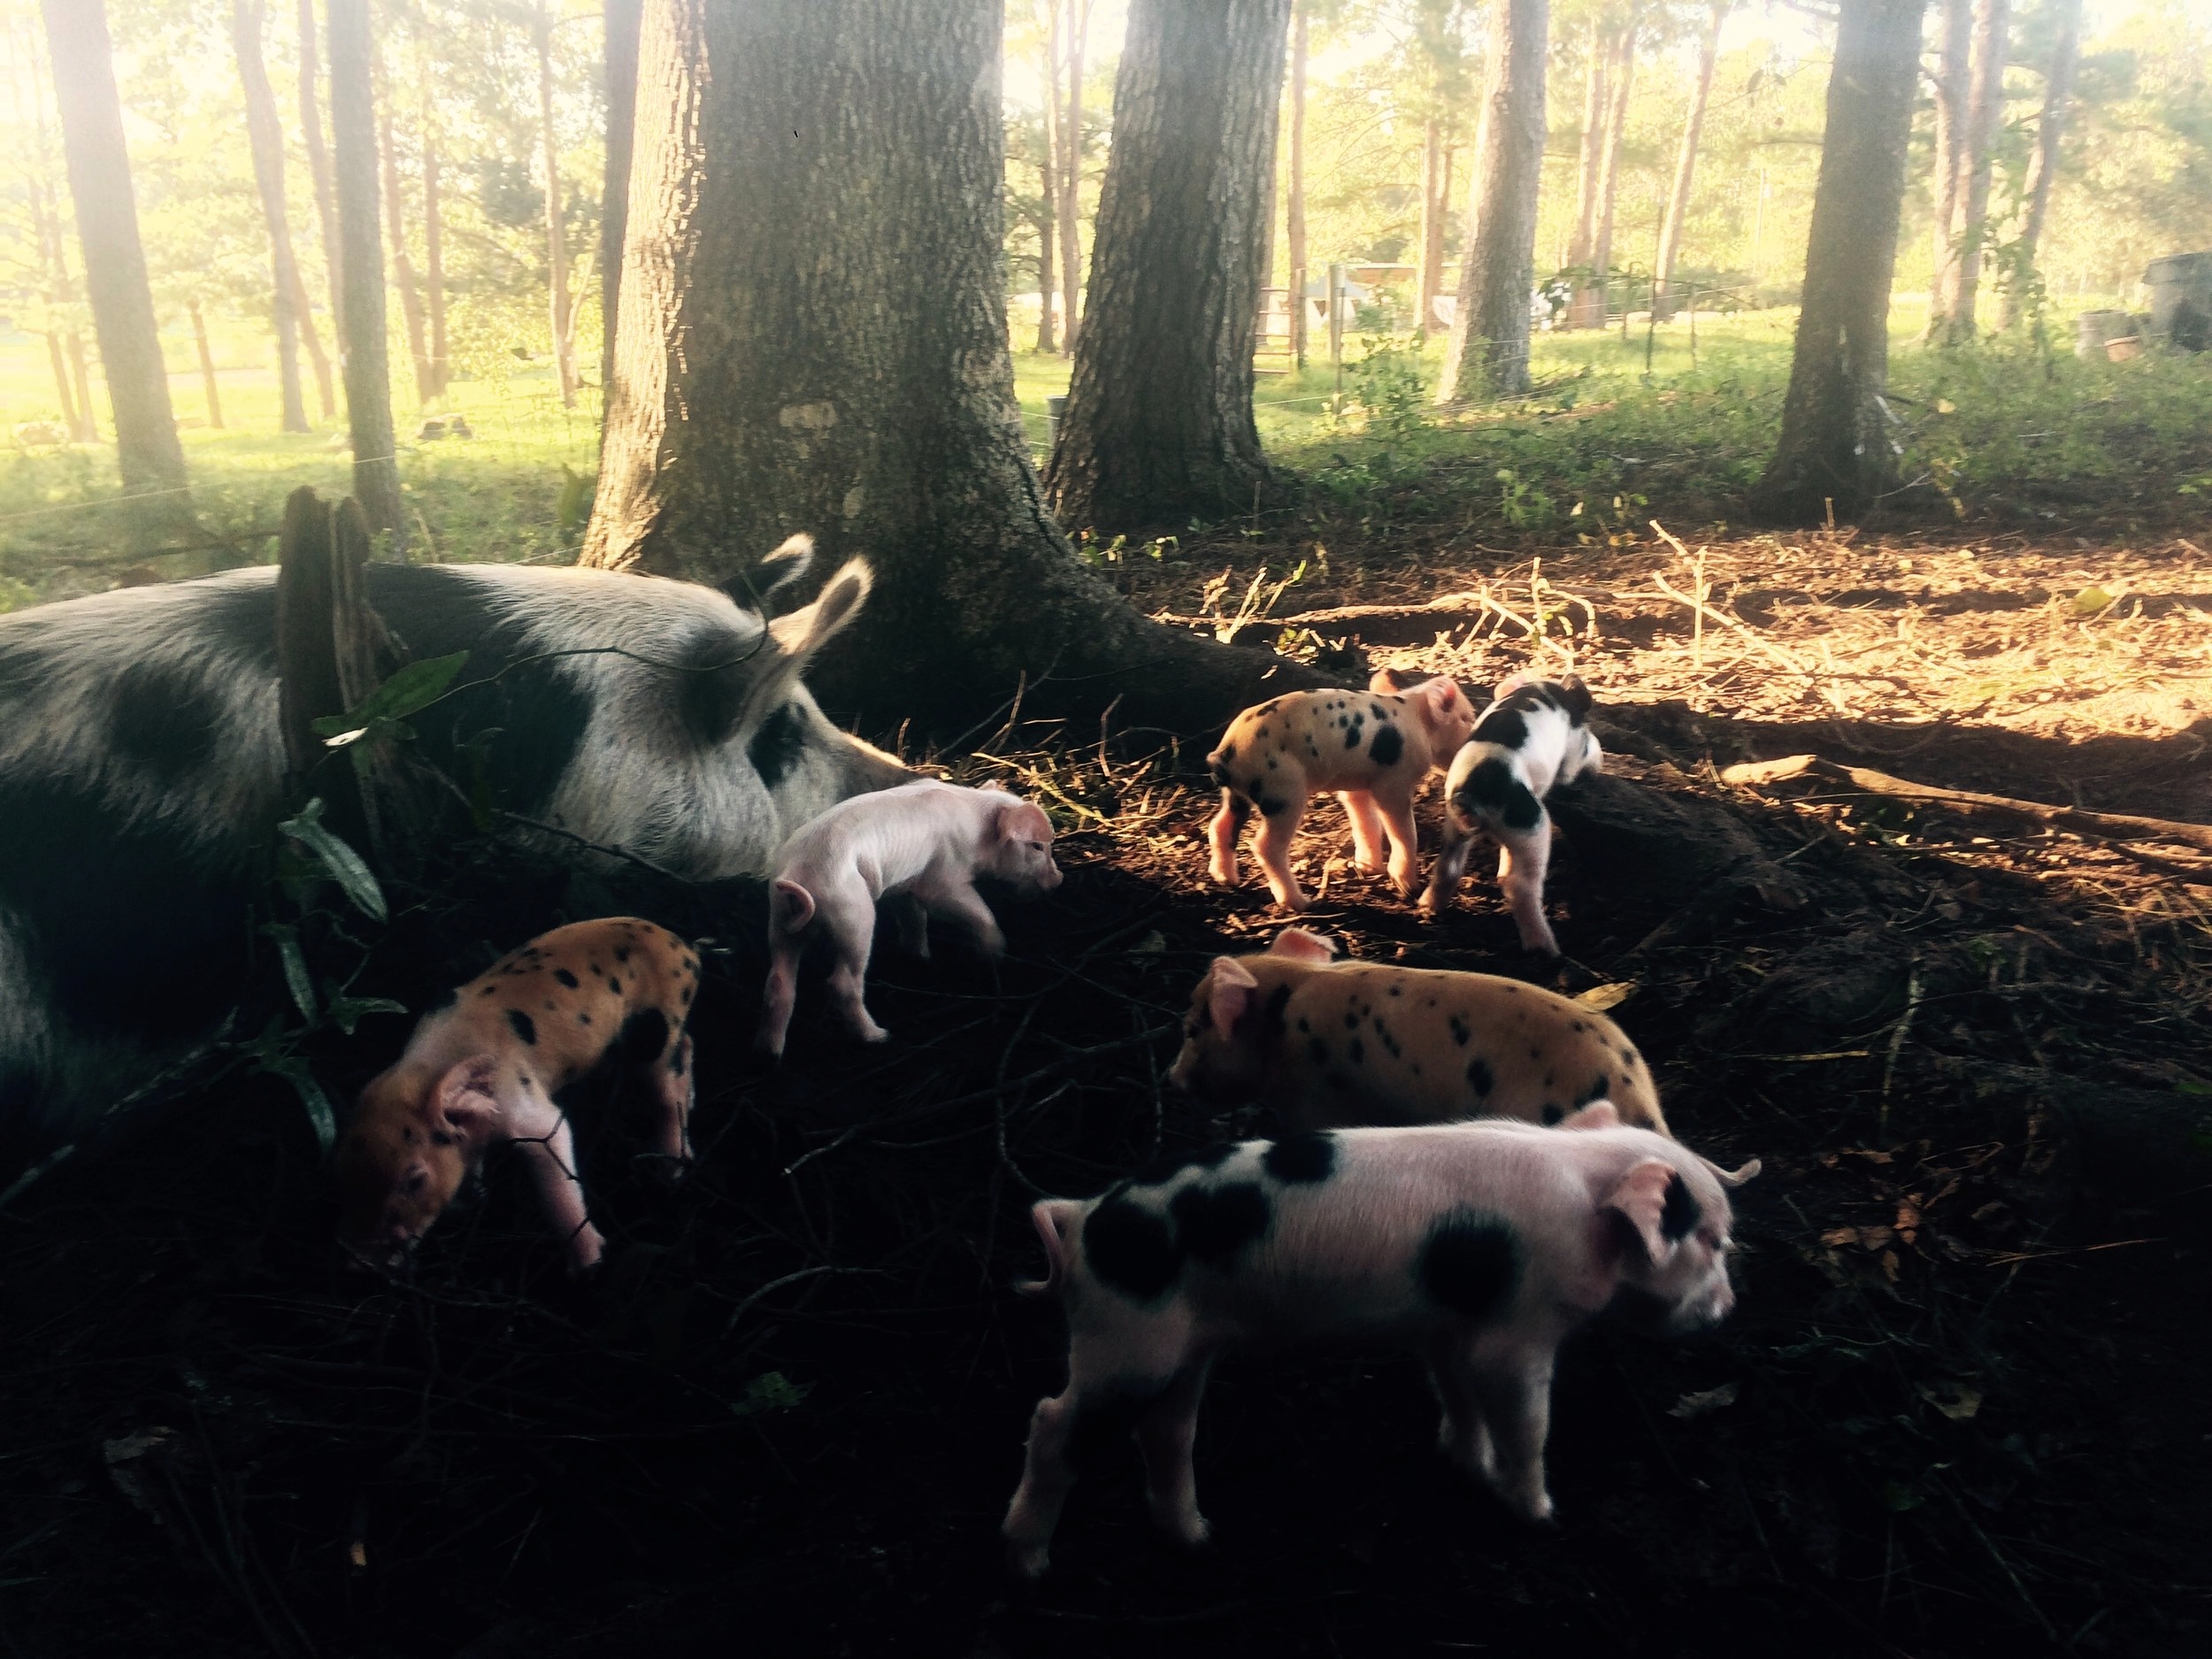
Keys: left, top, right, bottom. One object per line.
{"left": 535, "top": 4, "right": 579, "bottom": 408}
{"left": 232, "top": 0, "right": 311, "bottom": 433}
{"left": 1654, "top": 0, "right": 1728, "bottom": 321}
{"left": 39, "top": 0, "right": 190, "bottom": 513}
{"left": 1042, "top": 0, "right": 1291, "bottom": 534}
{"left": 582, "top": 0, "right": 1326, "bottom": 737}
{"left": 327, "top": 0, "right": 405, "bottom": 543}
{"left": 1927, "top": 0, "right": 1969, "bottom": 326}
{"left": 1056, "top": 0, "right": 1089, "bottom": 357}
{"left": 1586, "top": 24, "right": 1635, "bottom": 328}
{"left": 378, "top": 91, "right": 434, "bottom": 407}
{"left": 1565, "top": 17, "right": 1609, "bottom": 329}
{"left": 1439, "top": 0, "right": 1549, "bottom": 400}
{"left": 602, "top": 0, "right": 641, "bottom": 401}
{"left": 1286, "top": 1, "right": 1308, "bottom": 368}
{"left": 297, "top": 0, "right": 342, "bottom": 334}
{"left": 1750, "top": 0, "right": 1925, "bottom": 525}
{"left": 1995, "top": 0, "right": 2077, "bottom": 331}
{"left": 1930, "top": 0, "right": 2008, "bottom": 343}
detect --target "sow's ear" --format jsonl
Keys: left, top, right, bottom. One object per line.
{"left": 1602, "top": 1157, "right": 1686, "bottom": 1263}
{"left": 718, "top": 533, "right": 815, "bottom": 617}
{"left": 432, "top": 1056, "right": 502, "bottom": 1144}
{"left": 1267, "top": 926, "right": 1336, "bottom": 964}
{"left": 721, "top": 556, "right": 877, "bottom": 749}
{"left": 1202, "top": 956, "right": 1261, "bottom": 1040}
{"left": 1558, "top": 1100, "right": 1620, "bottom": 1131}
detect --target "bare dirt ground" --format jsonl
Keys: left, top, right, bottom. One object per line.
{"left": 1, "top": 525, "right": 2208, "bottom": 1657}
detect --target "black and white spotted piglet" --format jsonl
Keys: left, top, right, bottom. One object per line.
{"left": 1420, "top": 672, "right": 1601, "bottom": 953}
{"left": 1001, "top": 1102, "right": 1757, "bottom": 1578}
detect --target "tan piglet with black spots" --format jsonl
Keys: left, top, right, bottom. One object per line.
{"left": 1205, "top": 669, "right": 1477, "bottom": 910}
{"left": 1167, "top": 926, "right": 1666, "bottom": 1136}
{"left": 335, "top": 918, "right": 703, "bottom": 1273}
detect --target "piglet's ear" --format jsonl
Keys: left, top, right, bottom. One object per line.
{"left": 1601, "top": 1157, "right": 1682, "bottom": 1263}
{"left": 1267, "top": 926, "right": 1336, "bottom": 964}
{"left": 1556, "top": 673, "right": 1594, "bottom": 721}
{"left": 1203, "top": 956, "right": 1260, "bottom": 1040}
{"left": 1558, "top": 1100, "right": 1619, "bottom": 1131}
{"left": 1367, "top": 666, "right": 1417, "bottom": 693}
{"left": 995, "top": 799, "right": 1048, "bottom": 842}
{"left": 433, "top": 1056, "right": 502, "bottom": 1142}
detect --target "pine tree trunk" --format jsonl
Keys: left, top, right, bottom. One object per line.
{"left": 66, "top": 334, "right": 96, "bottom": 441}
{"left": 1751, "top": 0, "right": 1925, "bottom": 525}
{"left": 581, "top": 0, "right": 1327, "bottom": 737}
{"left": 1586, "top": 25, "right": 1635, "bottom": 325}
{"left": 1566, "top": 17, "right": 1609, "bottom": 329}
{"left": 43, "top": 332, "right": 81, "bottom": 436}
{"left": 1654, "top": 0, "right": 1727, "bottom": 320}
{"left": 535, "top": 4, "right": 578, "bottom": 407}
{"left": 602, "top": 0, "right": 641, "bottom": 402}
{"left": 25, "top": 164, "right": 90, "bottom": 439}
{"left": 1928, "top": 0, "right": 1969, "bottom": 330}
{"left": 1931, "top": 0, "right": 2008, "bottom": 343}
{"left": 326, "top": 0, "right": 404, "bottom": 542}
{"left": 39, "top": 0, "right": 190, "bottom": 511}
{"left": 189, "top": 299, "right": 226, "bottom": 431}
{"left": 378, "top": 92, "right": 434, "bottom": 407}
{"left": 1056, "top": 0, "right": 1087, "bottom": 357}
{"left": 232, "top": 0, "right": 312, "bottom": 433}
{"left": 1034, "top": 195, "right": 1058, "bottom": 354}
{"left": 1417, "top": 117, "right": 1444, "bottom": 337}
{"left": 422, "top": 110, "right": 449, "bottom": 396}
{"left": 1995, "top": 0, "right": 2077, "bottom": 331}
{"left": 1041, "top": 0, "right": 1291, "bottom": 534}
{"left": 1439, "top": 0, "right": 1549, "bottom": 400}
{"left": 297, "top": 0, "right": 342, "bottom": 346}
{"left": 289, "top": 266, "right": 336, "bottom": 418}
{"left": 1287, "top": 2, "right": 1308, "bottom": 368}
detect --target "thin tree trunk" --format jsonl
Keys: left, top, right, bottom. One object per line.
{"left": 535, "top": 4, "right": 578, "bottom": 406}
{"left": 1440, "top": 0, "right": 1549, "bottom": 399}
{"left": 1417, "top": 116, "right": 1444, "bottom": 337}
{"left": 1587, "top": 24, "right": 1635, "bottom": 324}
{"left": 1287, "top": 0, "right": 1308, "bottom": 368}
{"left": 326, "top": 0, "right": 404, "bottom": 542}
{"left": 377, "top": 89, "right": 434, "bottom": 407}
{"left": 67, "top": 334, "right": 96, "bottom": 441}
{"left": 1931, "top": 0, "right": 2007, "bottom": 342}
{"left": 188, "top": 301, "right": 224, "bottom": 431}
{"left": 1927, "top": 0, "right": 1969, "bottom": 333}
{"left": 602, "top": 0, "right": 641, "bottom": 402}
{"left": 1042, "top": 0, "right": 1292, "bottom": 533}
{"left": 1566, "top": 17, "right": 1609, "bottom": 328}
{"left": 1995, "top": 0, "right": 2077, "bottom": 330}
{"left": 1034, "top": 195, "right": 1058, "bottom": 354}
{"left": 232, "top": 0, "right": 311, "bottom": 432}
{"left": 289, "top": 266, "right": 336, "bottom": 417}
{"left": 22, "top": 158, "right": 89, "bottom": 438}
{"left": 1751, "top": 0, "right": 1926, "bottom": 525}
{"left": 298, "top": 0, "right": 342, "bottom": 345}
{"left": 39, "top": 0, "right": 190, "bottom": 514}
{"left": 1654, "top": 0, "right": 1727, "bottom": 320}
{"left": 422, "top": 104, "right": 448, "bottom": 396}
{"left": 1056, "top": 0, "right": 1089, "bottom": 357}
{"left": 582, "top": 0, "right": 1324, "bottom": 736}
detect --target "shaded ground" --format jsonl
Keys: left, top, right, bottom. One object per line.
{"left": 2, "top": 529, "right": 2209, "bottom": 1657}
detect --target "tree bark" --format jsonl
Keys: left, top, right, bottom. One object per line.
{"left": 535, "top": 3, "right": 579, "bottom": 407}
{"left": 422, "top": 103, "right": 449, "bottom": 396}
{"left": 232, "top": 0, "right": 312, "bottom": 433}
{"left": 1995, "top": 0, "right": 2077, "bottom": 331}
{"left": 602, "top": 0, "right": 641, "bottom": 402}
{"left": 1565, "top": 17, "right": 1609, "bottom": 329}
{"left": 1056, "top": 0, "right": 1088, "bottom": 357}
{"left": 38, "top": 0, "right": 191, "bottom": 511}
{"left": 581, "top": 0, "right": 1328, "bottom": 738}
{"left": 1417, "top": 117, "right": 1444, "bottom": 337}
{"left": 298, "top": 0, "right": 342, "bottom": 334}
{"left": 1750, "top": 0, "right": 1925, "bottom": 525}
{"left": 1927, "top": 0, "right": 1968, "bottom": 323}
{"left": 327, "top": 0, "right": 405, "bottom": 542}
{"left": 378, "top": 86, "right": 435, "bottom": 408}
{"left": 1586, "top": 24, "right": 1636, "bottom": 326}
{"left": 188, "top": 299, "right": 225, "bottom": 431}
{"left": 1287, "top": 1, "right": 1308, "bottom": 368}
{"left": 1041, "top": 0, "right": 1290, "bottom": 534}
{"left": 1439, "top": 0, "right": 1549, "bottom": 400}
{"left": 66, "top": 334, "right": 96, "bottom": 442}
{"left": 1930, "top": 0, "right": 2007, "bottom": 343}
{"left": 1654, "top": 0, "right": 1728, "bottom": 320}
{"left": 1033, "top": 180, "right": 1058, "bottom": 354}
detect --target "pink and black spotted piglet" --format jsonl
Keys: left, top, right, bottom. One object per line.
{"left": 1001, "top": 1103, "right": 1758, "bottom": 1578}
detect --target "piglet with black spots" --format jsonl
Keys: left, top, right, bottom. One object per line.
{"left": 757, "top": 780, "right": 1063, "bottom": 1055}
{"left": 335, "top": 918, "right": 702, "bottom": 1273}
{"left": 1002, "top": 1102, "right": 1757, "bottom": 1578}
{"left": 1423, "top": 672, "right": 1601, "bottom": 954}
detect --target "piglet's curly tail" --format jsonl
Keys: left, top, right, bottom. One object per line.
{"left": 1017, "top": 1200, "right": 1080, "bottom": 1297}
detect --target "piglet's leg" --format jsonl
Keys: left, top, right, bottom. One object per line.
{"left": 513, "top": 1114, "right": 606, "bottom": 1272}
{"left": 924, "top": 881, "right": 1007, "bottom": 960}
{"left": 1495, "top": 818, "right": 1560, "bottom": 955}
{"left": 1420, "top": 814, "right": 1478, "bottom": 915}
{"left": 1372, "top": 782, "right": 1424, "bottom": 899}
{"left": 1206, "top": 791, "right": 1250, "bottom": 886}
{"left": 1137, "top": 1358, "right": 1216, "bottom": 1550}
{"left": 757, "top": 937, "right": 803, "bottom": 1056}
{"left": 818, "top": 887, "right": 889, "bottom": 1044}
{"left": 1340, "top": 791, "right": 1389, "bottom": 873}
{"left": 1253, "top": 799, "right": 1310, "bottom": 911}
{"left": 1468, "top": 1352, "right": 1558, "bottom": 1525}
{"left": 1428, "top": 1340, "right": 1496, "bottom": 1479}
{"left": 648, "top": 1033, "right": 695, "bottom": 1171}
{"left": 885, "top": 892, "right": 932, "bottom": 959}
{"left": 1002, "top": 1388, "right": 1082, "bottom": 1579}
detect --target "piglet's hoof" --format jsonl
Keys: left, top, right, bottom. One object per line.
{"left": 1006, "top": 1540, "right": 1050, "bottom": 1581}
{"left": 640, "top": 1153, "right": 693, "bottom": 1187}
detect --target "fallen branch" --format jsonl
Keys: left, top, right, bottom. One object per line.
{"left": 1721, "top": 754, "right": 2212, "bottom": 856}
